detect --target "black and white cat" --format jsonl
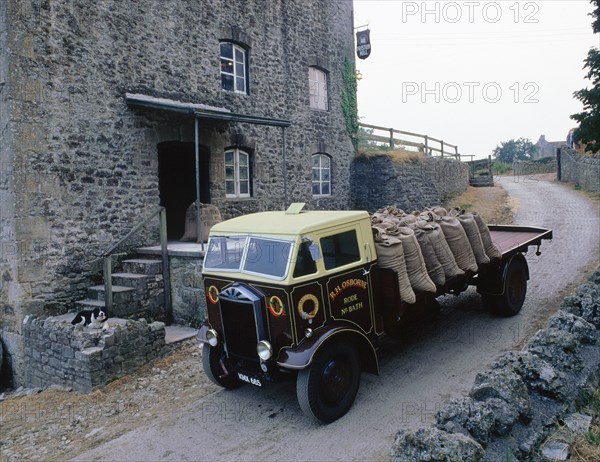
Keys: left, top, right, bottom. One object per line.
{"left": 71, "top": 307, "right": 107, "bottom": 327}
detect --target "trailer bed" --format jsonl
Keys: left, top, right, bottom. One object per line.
{"left": 489, "top": 225, "right": 553, "bottom": 257}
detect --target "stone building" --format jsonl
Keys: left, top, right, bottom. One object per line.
{"left": 0, "top": 0, "right": 356, "bottom": 386}
{"left": 534, "top": 135, "right": 564, "bottom": 160}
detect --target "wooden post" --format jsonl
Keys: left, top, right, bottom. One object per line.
{"left": 488, "top": 155, "right": 493, "bottom": 178}
{"left": 424, "top": 135, "right": 429, "bottom": 155}
{"left": 389, "top": 128, "right": 394, "bottom": 149}
{"left": 159, "top": 208, "right": 173, "bottom": 325}
{"left": 103, "top": 256, "right": 113, "bottom": 313}
{"left": 440, "top": 140, "right": 445, "bottom": 157}
{"left": 455, "top": 146, "right": 459, "bottom": 161}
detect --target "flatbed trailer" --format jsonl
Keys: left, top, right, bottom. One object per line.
{"left": 198, "top": 207, "right": 552, "bottom": 423}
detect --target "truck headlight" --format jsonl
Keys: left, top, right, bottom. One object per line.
{"left": 206, "top": 329, "right": 219, "bottom": 347}
{"left": 257, "top": 340, "right": 273, "bottom": 361}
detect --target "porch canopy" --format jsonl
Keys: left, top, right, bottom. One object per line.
{"left": 125, "top": 93, "right": 292, "bottom": 245}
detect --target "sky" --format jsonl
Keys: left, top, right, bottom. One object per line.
{"left": 353, "top": 0, "right": 600, "bottom": 159}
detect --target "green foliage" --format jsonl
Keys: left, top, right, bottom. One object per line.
{"left": 571, "top": 1, "right": 600, "bottom": 154}
{"left": 341, "top": 57, "right": 359, "bottom": 151}
{"left": 586, "top": 430, "right": 600, "bottom": 446}
{"left": 571, "top": 48, "right": 600, "bottom": 153}
{"left": 492, "top": 138, "right": 538, "bottom": 163}
{"left": 492, "top": 160, "right": 512, "bottom": 175}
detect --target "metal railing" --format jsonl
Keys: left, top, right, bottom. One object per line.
{"left": 358, "top": 123, "right": 474, "bottom": 161}
{"left": 102, "top": 207, "right": 173, "bottom": 325}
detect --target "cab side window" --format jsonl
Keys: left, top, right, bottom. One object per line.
{"left": 320, "top": 230, "right": 360, "bottom": 270}
{"left": 293, "top": 241, "right": 318, "bottom": 278}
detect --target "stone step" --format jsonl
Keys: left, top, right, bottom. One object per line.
{"left": 111, "top": 272, "right": 151, "bottom": 289}
{"left": 164, "top": 325, "right": 199, "bottom": 345}
{"left": 88, "top": 285, "right": 135, "bottom": 303}
{"left": 76, "top": 299, "right": 106, "bottom": 309}
{"left": 122, "top": 259, "right": 163, "bottom": 275}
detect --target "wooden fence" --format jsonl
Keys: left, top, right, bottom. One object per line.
{"left": 358, "top": 123, "right": 474, "bottom": 162}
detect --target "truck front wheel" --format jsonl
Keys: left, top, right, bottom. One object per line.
{"left": 485, "top": 257, "right": 528, "bottom": 317}
{"left": 202, "top": 344, "right": 243, "bottom": 389}
{"left": 296, "top": 341, "right": 361, "bottom": 424}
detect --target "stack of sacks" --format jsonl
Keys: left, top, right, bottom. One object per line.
{"left": 371, "top": 210, "right": 437, "bottom": 304}
{"left": 371, "top": 205, "right": 503, "bottom": 294}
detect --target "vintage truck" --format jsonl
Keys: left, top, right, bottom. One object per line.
{"left": 197, "top": 204, "right": 552, "bottom": 423}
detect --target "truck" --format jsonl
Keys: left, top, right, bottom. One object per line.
{"left": 197, "top": 204, "right": 552, "bottom": 423}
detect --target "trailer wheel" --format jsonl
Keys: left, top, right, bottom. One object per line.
{"left": 489, "top": 258, "right": 528, "bottom": 316}
{"left": 202, "top": 344, "right": 243, "bottom": 389}
{"left": 296, "top": 341, "right": 361, "bottom": 424}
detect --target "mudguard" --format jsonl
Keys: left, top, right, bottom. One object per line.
{"left": 276, "top": 321, "right": 379, "bottom": 375}
{"left": 477, "top": 253, "right": 529, "bottom": 296}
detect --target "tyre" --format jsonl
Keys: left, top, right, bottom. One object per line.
{"left": 490, "top": 258, "right": 528, "bottom": 316}
{"left": 296, "top": 341, "right": 361, "bottom": 424}
{"left": 202, "top": 344, "right": 243, "bottom": 389}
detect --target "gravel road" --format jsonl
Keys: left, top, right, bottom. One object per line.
{"left": 74, "top": 176, "right": 599, "bottom": 462}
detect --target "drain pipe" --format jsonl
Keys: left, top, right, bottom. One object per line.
{"left": 194, "top": 117, "right": 203, "bottom": 252}
{"left": 282, "top": 126, "right": 288, "bottom": 209}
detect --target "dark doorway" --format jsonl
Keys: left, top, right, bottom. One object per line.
{"left": 158, "top": 141, "right": 210, "bottom": 239}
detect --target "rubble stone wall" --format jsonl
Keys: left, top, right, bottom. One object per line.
{"left": 391, "top": 268, "right": 600, "bottom": 462}
{"left": 22, "top": 316, "right": 165, "bottom": 392}
{"left": 559, "top": 146, "right": 600, "bottom": 192}
{"left": 350, "top": 154, "right": 470, "bottom": 212}
{"left": 169, "top": 257, "right": 205, "bottom": 328}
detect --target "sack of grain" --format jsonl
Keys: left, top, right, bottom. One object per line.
{"left": 180, "top": 202, "right": 222, "bottom": 243}
{"left": 457, "top": 213, "right": 490, "bottom": 267}
{"left": 397, "top": 227, "right": 437, "bottom": 294}
{"left": 431, "top": 206, "right": 448, "bottom": 217}
{"left": 373, "top": 229, "right": 416, "bottom": 304}
{"left": 412, "top": 226, "right": 446, "bottom": 287}
{"left": 417, "top": 220, "right": 464, "bottom": 281}
{"left": 438, "top": 216, "right": 478, "bottom": 273}
{"left": 472, "top": 212, "right": 502, "bottom": 261}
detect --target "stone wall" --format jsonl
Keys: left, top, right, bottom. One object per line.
{"left": 350, "top": 154, "right": 470, "bottom": 212}
{"left": 559, "top": 146, "right": 600, "bottom": 192}
{"left": 169, "top": 256, "right": 206, "bottom": 328}
{"left": 23, "top": 315, "right": 165, "bottom": 392}
{"left": 391, "top": 268, "right": 600, "bottom": 462}
{"left": 0, "top": 0, "right": 355, "bottom": 385}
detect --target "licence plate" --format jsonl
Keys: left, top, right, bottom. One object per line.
{"left": 238, "top": 372, "right": 262, "bottom": 387}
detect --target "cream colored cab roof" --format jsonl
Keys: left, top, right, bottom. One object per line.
{"left": 210, "top": 209, "right": 370, "bottom": 237}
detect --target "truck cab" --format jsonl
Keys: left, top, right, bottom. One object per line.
{"left": 198, "top": 204, "right": 380, "bottom": 423}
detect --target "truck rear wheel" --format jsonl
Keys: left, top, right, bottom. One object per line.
{"left": 202, "top": 344, "right": 243, "bottom": 389}
{"left": 296, "top": 341, "right": 361, "bottom": 424}
{"left": 486, "top": 258, "right": 528, "bottom": 317}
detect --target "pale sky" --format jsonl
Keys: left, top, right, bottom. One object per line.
{"left": 353, "top": 0, "right": 599, "bottom": 159}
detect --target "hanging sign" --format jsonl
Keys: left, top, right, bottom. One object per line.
{"left": 356, "top": 29, "right": 371, "bottom": 60}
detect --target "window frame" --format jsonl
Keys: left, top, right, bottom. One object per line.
{"left": 312, "top": 153, "right": 332, "bottom": 197}
{"left": 225, "top": 148, "right": 252, "bottom": 198}
{"left": 319, "top": 229, "right": 361, "bottom": 272}
{"left": 220, "top": 42, "right": 248, "bottom": 94}
{"left": 308, "top": 66, "right": 329, "bottom": 111}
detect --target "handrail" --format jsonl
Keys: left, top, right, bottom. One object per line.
{"left": 102, "top": 206, "right": 173, "bottom": 325}
{"left": 358, "top": 122, "right": 464, "bottom": 160}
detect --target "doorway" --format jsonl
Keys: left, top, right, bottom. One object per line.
{"left": 158, "top": 141, "right": 210, "bottom": 240}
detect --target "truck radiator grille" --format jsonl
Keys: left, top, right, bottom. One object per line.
{"left": 220, "top": 298, "right": 259, "bottom": 361}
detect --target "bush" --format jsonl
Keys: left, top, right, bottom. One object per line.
{"left": 492, "top": 160, "right": 512, "bottom": 175}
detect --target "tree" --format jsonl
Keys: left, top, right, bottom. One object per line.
{"left": 492, "top": 138, "right": 538, "bottom": 163}
{"left": 571, "top": 1, "right": 600, "bottom": 153}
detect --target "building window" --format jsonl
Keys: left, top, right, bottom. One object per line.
{"left": 312, "top": 154, "right": 331, "bottom": 196}
{"left": 225, "top": 149, "right": 251, "bottom": 198}
{"left": 220, "top": 42, "right": 247, "bottom": 94}
{"left": 308, "top": 67, "right": 328, "bottom": 110}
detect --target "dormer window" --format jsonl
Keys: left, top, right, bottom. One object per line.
{"left": 220, "top": 42, "right": 247, "bottom": 94}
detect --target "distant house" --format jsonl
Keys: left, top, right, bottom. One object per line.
{"left": 534, "top": 135, "right": 564, "bottom": 160}
{"left": 0, "top": 0, "right": 356, "bottom": 386}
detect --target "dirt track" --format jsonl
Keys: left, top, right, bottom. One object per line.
{"left": 64, "top": 175, "right": 599, "bottom": 462}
